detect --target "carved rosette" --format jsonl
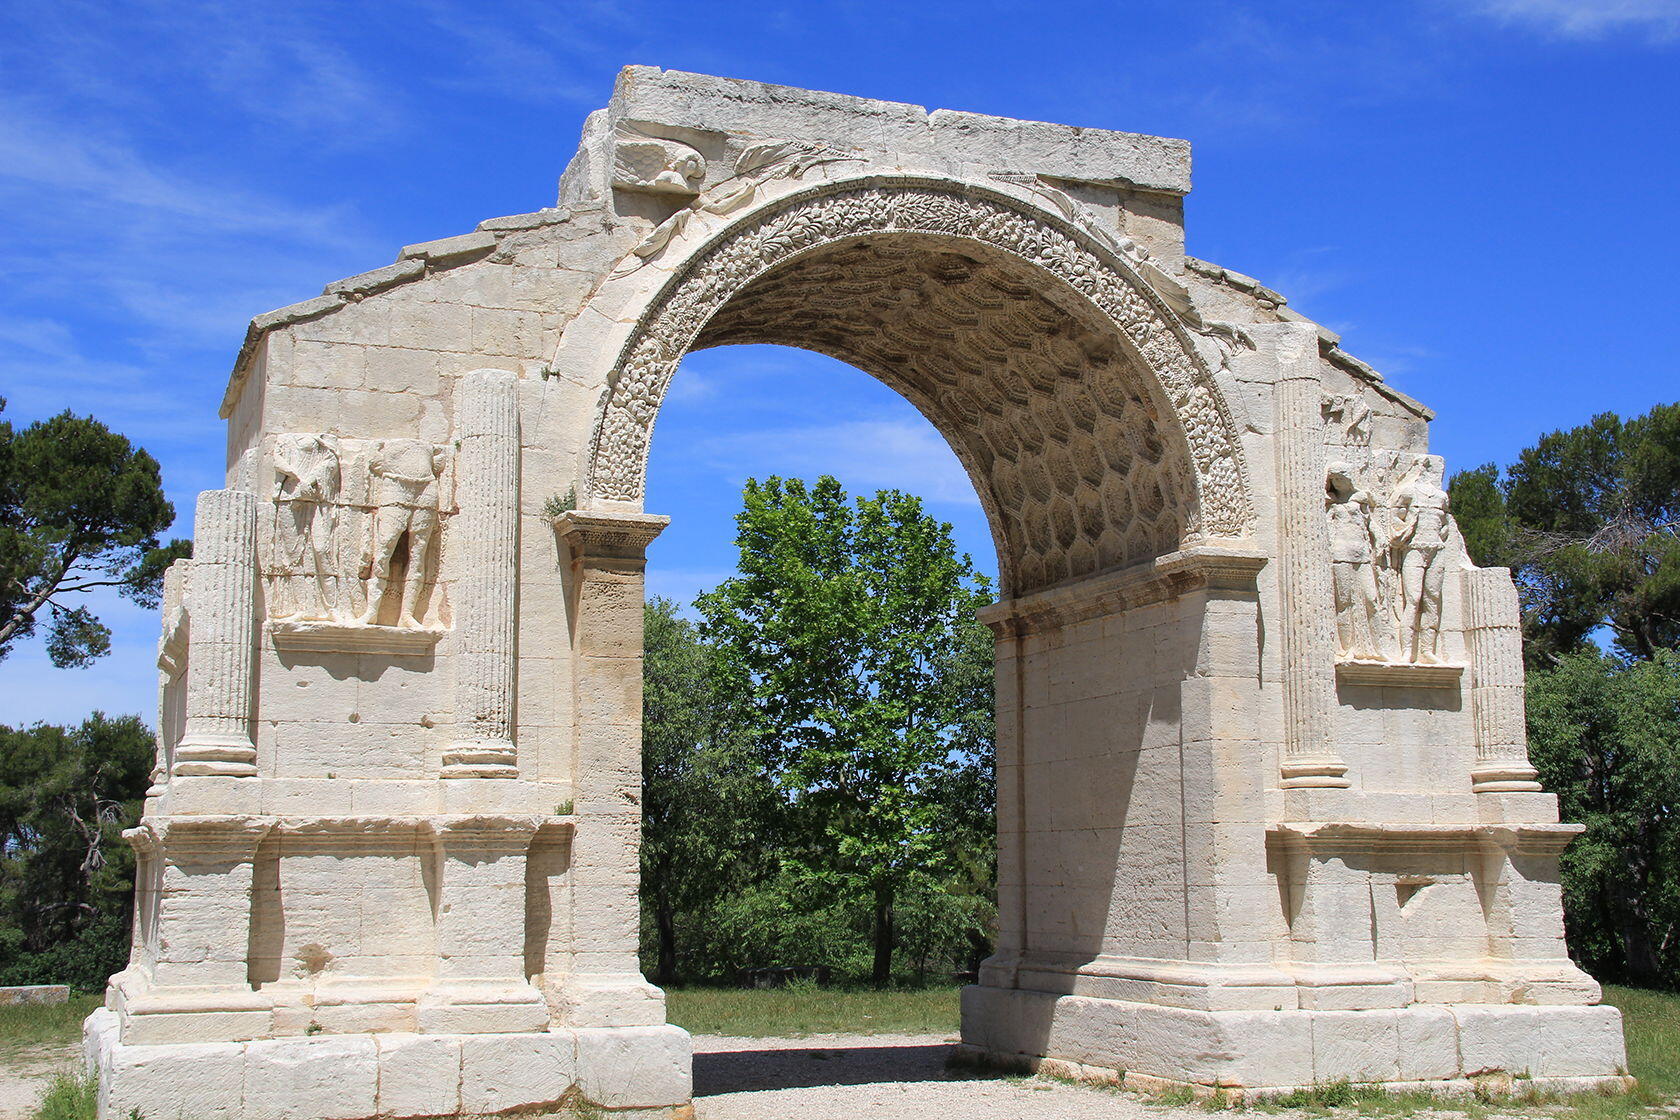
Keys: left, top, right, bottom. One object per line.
{"left": 585, "top": 182, "right": 1253, "bottom": 546}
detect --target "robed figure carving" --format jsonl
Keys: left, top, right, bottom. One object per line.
{"left": 1391, "top": 468, "right": 1451, "bottom": 665}
{"left": 1326, "top": 463, "right": 1388, "bottom": 661}
{"left": 271, "top": 434, "right": 343, "bottom": 621}
{"left": 1325, "top": 455, "right": 1454, "bottom": 665}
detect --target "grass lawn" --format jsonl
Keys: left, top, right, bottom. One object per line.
{"left": 1586, "top": 985, "right": 1680, "bottom": 1115}
{"left": 0, "top": 993, "right": 101, "bottom": 1065}
{"left": 666, "top": 982, "right": 960, "bottom": 1037}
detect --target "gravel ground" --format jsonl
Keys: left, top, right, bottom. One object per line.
{"left": 0, "top": 1044, "right": 74, "bottom": 1120}
{"left": 691, "top": 1033, "right": 1202, "bottom": 1120}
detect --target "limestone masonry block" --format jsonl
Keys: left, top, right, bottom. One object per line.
{"left": 244, "top": 1037, "right": 377, "bottom": 1120}
{"left": 575, "top": 1025, "right": 694, "bottom": 1108}
{"left": 375, "top": 1034, "right": 462, "bottom": 1118}
{"left": 459, "top": 1032, "right": 575, "bottom": 1114}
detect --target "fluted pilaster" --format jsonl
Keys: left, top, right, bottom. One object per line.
{"left": 1271, "top": 327, "right": 1348, "bottom": 788}
{"left": 175, "top": 490, "right": 258, "bottom": 777}
{"left": 443, "top": 369, "right": 522, "bottom": 778}
{"left": 1464, "top": 566, "right": 1543, "bottom": 792}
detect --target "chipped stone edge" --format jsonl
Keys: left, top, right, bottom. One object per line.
{"left": 1185, "top": 255, "right": 1435, "bottom": 421}
{"left": 219, "top": 208, "right": 585, "bottom": 419}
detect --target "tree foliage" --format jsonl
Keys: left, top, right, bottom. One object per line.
{"left": 696, "top": 476, "right": 995, "bottom": 985}
{"left": 1527, "top": 651, "right": 1680, "bottom": 988}
{"left": 640, "top": 597, "right": 778, "bottom": 984}
{"left": 0, "top": 714, "right": 153, "bottom": 990}
{"left": 0, "top": 399, "right": 190, "bottom": 667}
{"left": 1449, "top": 403, "right": 1680, "bottom": 664}
{"left": 1451, "top": 401, "right": 1680, "bottom": 988}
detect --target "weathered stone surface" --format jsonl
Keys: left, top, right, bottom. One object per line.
{"left": 458, "top": 1032, "right": 575, "bottom": 1114}
{"left": 103, "top": 1040, "right": 246, "bottom": 1120}
{"left": 0, "top": 984, "right": 68, "bottom": 1006}
{"left": 575, "top": 1024, "right": 693, "bottom": 1108}
{"left": 399, "top": 230, "right": 497, "bottom": 264}
{"left": 91, "top": 65, "right": 1623, "bottom": 1120}
{"left": 375, "top": 1034, "right": 461, "bottom": 1118}
{"left": 244, "top": 1037, "right": 377, "bottom": 1120}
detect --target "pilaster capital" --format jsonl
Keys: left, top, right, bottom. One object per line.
{"left": 556, "top": 509, "right": 670, "bottom": 564}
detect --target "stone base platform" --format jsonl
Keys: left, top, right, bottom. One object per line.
{"left": 960, "top": 986, "right": 1631, "bottom": 1094}
{"left": 84, "top": 1009, "right": 693, "bottom": 1120}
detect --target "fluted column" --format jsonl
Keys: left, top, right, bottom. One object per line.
{"left": 1269, "top": 325, "right": 1349, "bottom": 788}
{"left": 1464, "top": 566, "right": 1543, "bottom": 792}
{"left": 175, "top": 490, "right": 258, "bottom": 777}
{"left": 444, "top": 369, "right": 522, "bottom": 779}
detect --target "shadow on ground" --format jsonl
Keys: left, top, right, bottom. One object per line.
{"left": 695, "top": 1042, "right": 999, "bottom": 1096}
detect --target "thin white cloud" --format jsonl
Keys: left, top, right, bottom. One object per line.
{"left": 0, "top": 110, "right": 362, "bottom": 246}
{"left": 1463, "top": 0, "right": 1680, "bottom": 40}
{"left": 0, "top": 1, "right": 405, "bottom": 141}
{"left": 693, "top": 418, "right": 983, "bottom": 507}
{"left": 0, "top": 102, "right": 384, "bottom": 351}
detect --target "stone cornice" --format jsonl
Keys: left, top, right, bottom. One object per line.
{"left": 978, "top": 541, "right": 1266, "bottom": 636}
{"left": 555, "top": 509, "right": 670, "bottom": 560}
{"left": 1269, "top": 821, "right": 1583, "bottom": 855}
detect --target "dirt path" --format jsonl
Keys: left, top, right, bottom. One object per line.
{"left": 0, "top": 1042, "right": 76, "bottom": 1120}
{"left": 692, "top": 1033, "right": 1202, "bottom": 1120}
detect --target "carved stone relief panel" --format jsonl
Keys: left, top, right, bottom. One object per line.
{"left": 1324, "top": 441, "right": 1455, "bottom": 667}
{"left": 260, "top": 434, "right": 453, "bottom": 632}
{"left": 612, "top": 131, "right": 706, "bottom": 197}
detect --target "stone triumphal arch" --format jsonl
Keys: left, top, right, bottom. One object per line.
{"left": 86, "top": 69, "right": 1629, "bottom": 1119}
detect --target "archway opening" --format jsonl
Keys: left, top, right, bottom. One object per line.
{"left": 614, "top": 212, "right": 1223, "bottom": 1086}
{"left": 640, "top": 341, "right": 1001, "bottom": 1000}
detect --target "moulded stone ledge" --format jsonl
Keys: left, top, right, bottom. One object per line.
{"left": 1335, "top": 659, "right": 1465, "bottom": 689}
{"left": 267, "top": 620, "right": 445, "bottom": 655}
{"left": 958, "top": 985, "right": 1631, "bottom": 1092}
{"left": 980, "top": 541, "right": 1268, "bottom": 636}
{"left": 1268, "top": 820, "right": 1584, "bottom": 857}
{"left": 554, "top": 508, "right": 672, "bottom": 559}
{"left": 88, "top": 1018, "right": 695, "bottom": 1120}
{"left": 399, "top": 230, "right": 498, "bottom": 264}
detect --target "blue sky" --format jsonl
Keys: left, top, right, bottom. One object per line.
{"left": 2, "top": 0, "right": 1677, "bottom": 725}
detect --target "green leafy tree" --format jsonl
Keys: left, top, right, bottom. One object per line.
{"left": 1449, "top": 403, "right": 1680, "bottom": 664}
{"left": 0, "top": 399, "right": 190, "bottom": 667}
{"left": 640, "top": 597, "right": 777, "bottom": 983}
{"left": 1526, "top": 650, "right": 1680, "bottom": 988}
{"left": 697, "top": 476, "right": 994, "bottom": 986}
{"left": 0, "top": 714, "right": 154, "bottom": 990}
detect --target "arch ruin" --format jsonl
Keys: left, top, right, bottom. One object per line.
{"left": 85, "top": 67, "right": 1628, "bottom": 1119}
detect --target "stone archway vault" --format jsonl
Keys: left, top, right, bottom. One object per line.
{"left": 87, "top": 67, "right": 1627, "bottom": 1120}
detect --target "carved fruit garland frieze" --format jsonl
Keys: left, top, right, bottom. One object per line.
{"left": 588, "top": 183, "right": 1253, "bottom": 545}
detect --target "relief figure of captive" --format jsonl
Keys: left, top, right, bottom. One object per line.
{"left": 271, "top": 434, "right": 343, "bottom": 620}
{"left": 1326, "top": 463, "right": 1388, "bottom": 661}
{"left": 358, "top": 439, "right": 445, "bottom": 627}
{"left": 1391, "top": 470, "right": 1451, "bottom": 664}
